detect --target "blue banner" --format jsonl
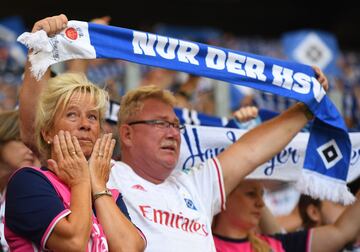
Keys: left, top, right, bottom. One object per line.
{"left": 282, "top": 30, "right": 341, "bottom": 76}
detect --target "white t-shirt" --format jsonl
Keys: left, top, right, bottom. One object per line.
{"left": 107, "top": 157, "right": 225, "bottom": 252}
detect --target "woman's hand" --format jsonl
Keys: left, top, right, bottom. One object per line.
{"left": 47, "top": 130, "right": 90, "bottom": 187}
{"left": 88, "top": 133, "right": 116, "bottom": 193}
{"left": 31, "top": 14, "right": 68, "bottom": 35}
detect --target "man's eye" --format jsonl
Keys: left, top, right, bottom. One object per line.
{"left": 156, "top": 121, "right": 168, "bottom": 127}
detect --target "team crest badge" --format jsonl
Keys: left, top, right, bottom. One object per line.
{"left": 64, "top": 27, "right": 78, "bottom": 40}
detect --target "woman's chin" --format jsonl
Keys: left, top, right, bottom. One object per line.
{"left": 81, "top": 148, "right": 93, "bottom": 159}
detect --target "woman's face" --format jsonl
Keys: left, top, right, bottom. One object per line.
{"left": 224, "top": 180, "right": 265, "bottom": 230}
{"left": 1, "top": 140, "right": 40, "bottom": 172}
{"left": 46, "top": 92, "right": 101, "bottom": 158}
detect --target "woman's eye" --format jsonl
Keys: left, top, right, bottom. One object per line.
{"left": 246, "top": 191, "right": 257, "bottom": 197}
{"left": 89, "top": 114, "right": 97, "bottom": 121}
{"left": 67, "top": 112, "right": 77, "bottom": 118}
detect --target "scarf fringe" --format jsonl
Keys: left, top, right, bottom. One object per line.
{"left": 295, "top": 169, "right": 355, "bottom": 205}
{"left": 17, "top": 30, "right": 53, "bottom": 80}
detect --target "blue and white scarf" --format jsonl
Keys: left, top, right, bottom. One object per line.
{"left": 17, "top": 21, "right": 353, "bottom": 204}
{"left": 177, "top": 124, "right": 360, "bottom": 187}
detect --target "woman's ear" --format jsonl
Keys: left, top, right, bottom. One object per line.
{"left": 41, "top": 129, "right": 52, "bottom": 144}
{"left": 306, "top": 204, "right": 321, "bottom": 224}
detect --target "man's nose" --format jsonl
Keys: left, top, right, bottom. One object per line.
{"left": 165, "top": 124, "right": 181, "bottom": 138}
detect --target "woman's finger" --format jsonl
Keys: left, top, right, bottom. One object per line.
{"left": 90, "top": 138, "right": 101, "bottom": 160}
{"left": 103, "top": 133, "right": 113, "bottom": 160}
{"left": 47, "top": 158, "right": 59, "bottom": 175}
{"left": 52, "top": 134, "right": 64, "bottom": 161}
{"left": 108, "top": 139, "right": 116, "bottom": 162}
{"left": 58, "top": 130, "right": 70, "bottom": 159}
{"left": 64, "top": 131, "right": 77, "bottom": 158}
{"left": 98, "top": 133, "right": 108, "bottom": 159}
{"left": 72, "top": 136, "right": 85, "bottom": 159}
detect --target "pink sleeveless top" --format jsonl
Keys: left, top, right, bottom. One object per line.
{"left": 5, "top": 167, "right": 119, "bottom": 252}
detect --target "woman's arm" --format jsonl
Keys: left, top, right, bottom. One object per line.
{"left": 311, "top": 192, "right": 360, "bottom": 252}
{"left": 90, "top": 133, "right": 145, "bottom": 251}
{"left": 19, "top": 14, "right": 68, "bottom": 154}
{"left": 46, "top": 131, "right": 92, "bottom": 251}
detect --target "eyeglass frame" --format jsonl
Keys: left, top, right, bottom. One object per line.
{"left": 127, "top": 119, "right": 185, "bottom": 133}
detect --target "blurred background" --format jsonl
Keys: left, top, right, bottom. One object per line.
{"left": 1, "top": 1, "right": 360, "bottom": 129}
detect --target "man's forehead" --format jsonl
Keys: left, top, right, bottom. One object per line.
{"left": 141, "top": 99, "right": 175, "bottom": 113}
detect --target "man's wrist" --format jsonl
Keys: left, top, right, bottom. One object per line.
{"left": 297, "top": 102, "right": 314, "bottom": 121}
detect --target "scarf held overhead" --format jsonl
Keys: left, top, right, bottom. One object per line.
{"left": 17, "top": 20, "right": 353, "bottom": 204}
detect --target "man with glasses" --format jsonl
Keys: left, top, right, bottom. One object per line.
{"left": 108, "top": 78, "right": 327, "bottom": 251}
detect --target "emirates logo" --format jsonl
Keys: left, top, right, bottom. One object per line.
{"left": 65, "top": 27, "right": 78, "bottom": 40}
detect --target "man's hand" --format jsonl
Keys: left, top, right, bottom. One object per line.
{"left": 313, "top": 65, "right": 329, "bottom": 91}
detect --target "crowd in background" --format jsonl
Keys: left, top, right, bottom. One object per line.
{"left": 1, "top": 14, "right": 360, "bottom": 252}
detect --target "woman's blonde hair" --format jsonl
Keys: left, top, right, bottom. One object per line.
{"left": 248, "top": 232, "right": 272, "bottom": 252}
{"left": 0, "top": 110, "right": 20, "bottom": 143}
{"left": 35, "top": 72, "right": 109, "bottom": 159}
{"left": 118, "top": 85, "right": 176, "bottom": 124}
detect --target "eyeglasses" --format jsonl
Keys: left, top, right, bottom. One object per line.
{"left": 128, "top": 119, "right": 185, "bottom": 133}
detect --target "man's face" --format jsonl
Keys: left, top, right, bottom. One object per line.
{"left": 125, "top": 98, "right": 182, "bottom": 181}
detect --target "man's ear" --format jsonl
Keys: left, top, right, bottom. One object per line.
{"left": 119, "top": 124, "right": 133, "bottom": 147}
{"left": 306, "top": 204, "right": 321, "bottom": 224}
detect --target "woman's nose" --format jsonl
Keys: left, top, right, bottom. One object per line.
{"left": 79, "top": 116, "right": 91, "bottom": 130}
{"left": 256, "top": 196, "right": 265, "bottom": 208}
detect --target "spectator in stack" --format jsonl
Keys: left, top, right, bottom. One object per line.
{"left": 0, "top": 110, "right": 41, "bottom": 252}
{"left": 6, "top": 15, "right": 145, "bottom": 252}
{"left": 212, "top": 179, "right": 360, "bottom": 252}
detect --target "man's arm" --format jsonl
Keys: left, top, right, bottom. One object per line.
{"left": 218, "top": 67, "right": 328, "bottom": 196}
{"left": 218, "top": 102, "right": 312, "bottom": 196}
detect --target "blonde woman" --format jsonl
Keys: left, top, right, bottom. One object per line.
{"left": 5, "top": 15, "right": 145, "bottom": 252}
{"left": 212, "top": 179, "right": 360, "bottom": 252}
{"left": 5, "top": 71, "right": 145, "bottom": 252}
